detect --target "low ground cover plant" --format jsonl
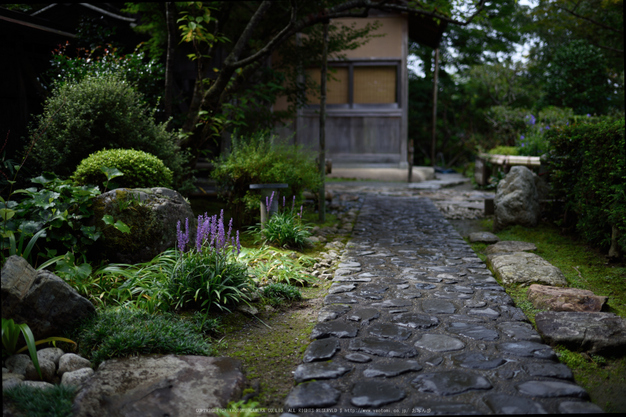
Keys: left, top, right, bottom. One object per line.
{"left": 262, "top": 283, "right": 302, "bottom": 307}
{"left": 4, "top": 384, "right": 76, "bottom": 417}
{"left": 75, "top": 307, "right": 215, "bottom": 367}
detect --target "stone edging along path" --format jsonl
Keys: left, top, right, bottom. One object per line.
{"left": 281, "top": 195, "right": 603, "bottom": 416}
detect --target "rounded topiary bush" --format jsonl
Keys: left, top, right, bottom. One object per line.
{"left": 72, "top": 148, "right": 173, "bottom": 189}
{"left": 28, "top": 74, "right": 187, "bottom": 186}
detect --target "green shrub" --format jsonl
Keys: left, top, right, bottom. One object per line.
{"left": 263, "top": 282, "right": 302, "bottom": 306}
{"left": 545, "top": 118, "right": 626, "bottom": 254}
{"left": 516, "top": 107, "right": 573, "bottom": 156}
{"left": 4, "top": 384, "right": 76, "bottom": 417}
{"left": 72, "top": 148, "right": 173, "bottom": 189}
{"left": 75, "top": 307, "right": 214, "bottom": 367}
{"left": 28, "top": 74, "right": 188, "bottom": 189}
{"left": 487, "top": 146, "right": 518, "bottom": 155}
{"left": 211, "top": 131, "right": 321, "bottom": 225}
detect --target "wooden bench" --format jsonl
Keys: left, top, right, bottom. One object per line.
{"left": 475, "top": 153, "right": 541, "bottom": 186}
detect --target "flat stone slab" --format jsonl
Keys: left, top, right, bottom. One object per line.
{"left": 414, "top": 334, "right": 465, "bottom": 352}
{"left": 534, "top": 311, "right": 626, "bottom": 354}
{"left": 468, "top": 232, "right": 500, "bottom": 244}
{"left": 349, "top": 337, "right": 417, "bottom": 358}
{"left": 367, "top": 323, "right": 412, "bottom": 341}
{"left": 485, "top": 241, "right": 537, "bottom": 254}
{"left": 284, "top": 381, "right": 340, "bottom": 409}
{"left": 527, "top": 284, "right": 608, "bottom": 312}
{"left": 363, "top": 359, "right": 422, "bottom": 377}
{"left": 351, "top": 380, "right": 405, "bottom": 407}
{"left": 452, "top": 352, "right": 506, "bottom": 370}
{"left": 447, "top": 323, "right": 499, "bottom": 341}
{"left": 516, "top": 380, "right": 589, "bottom": 398}
{"left": 484, "top": 394, "right": 548, "bottom": 414}
{"left": 487, "top": 252, "right": 568, "bottom": 286}
{"left": 497, "top": 341, "right": 556, "bottom": 360}
{"left": 72, "top": 355, "right": 244, "bottom": 417}
{"left": 411, "top": 371, "right": 492, "bottom": 396}
{"left": 302, "top": 339, "right": 340, "bottom": 362}
{"left": 310, "top": 321, "right": 358, "bottom": 340}
{"left": 294, "top": 362, "right": 351, "bottom": 382}
{"left": 391, "top": 313, "right": 440, "bottom": 329}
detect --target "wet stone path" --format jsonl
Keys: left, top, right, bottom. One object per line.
{"left": 282, "top": 195, "right": 602, "bottom": 416}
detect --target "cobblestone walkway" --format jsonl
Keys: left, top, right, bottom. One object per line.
{"left": 282, "top": 195, "right": 602, "bottom": 415}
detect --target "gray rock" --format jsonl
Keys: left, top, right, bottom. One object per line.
{"left": 57, "top": 353, "right": 91, "bottom": 377}
{"left": 484, "top": 394, "right": 548, "bottom": 414}
{"left": 497, "top": 341, "right": 556, "bottom": 360}
{"left": 414, "top": 334, "right": 465, "bottom": 352}
{"left": 1, "top": 256, "right": 95, "bottom": 340}
{"left": 516, "top": 380, "right": 589, "bottom": 398}
{"left": 447, "top": 323, "right": 499, "bottom": 341}
{"left": 391, "top": 313, "right": 440, "bottom": 329}
{"left": 422, "top": 299, "right": 456, "bottom": 314}
{"left": 310, "top": 321, "right": 358, "bottom": 340}
{"left": 523, "top": 363, "right": 573, "bottom": 380}
{"left": 496, "top": 322, "right": 542, "bottom": 342}
{"left": 25, "top": 358, "right": 56, "bottom": 382}
{"left": 558, "top": 401, "right": 605, "bottom": 413}
{"left": 4, "top": 354, "right": 32, "bottom": 376}
{"left": 302, "top": 339, "right": 340, "bottom": 362}
{"left": 37, "top": 347, "right": 65, "bottom": 366}
{"left": 22, "top": 380, "right": 54, "bottom": 389}
{"left": 485, "top": 240, "right": 537, "bottom": 254}
{"left": 468, "top": 232, "right": 500, "bottom": 244}
{"left": 452, "top": 352, "right": 506, "bottom": 370}
{"left": 317, "top": 304, "right": 350, "bottom": 322}
{"left": 347, "top": 308, "right": 380, "bottom": 324}
{"left": 534, "top": 311, "right": 626, "bottom": 354}
{"left": 363, "top": 360, "right": 422, "bottom": 377}
{"left": 284, "top": 381, "right": 340, "bottom": 409}
{"left": 294, "top": 362, "right": 351, "bottom": 382}
{"left": 412, "top": 371, "right": 492, "bottom": 396}
{"left": 73, "top": 355, "right": 244, "bottom": 417}
{"left": 527, "top": 284, "right": 608, "bottom": 312}
{"left": 349, "top": 337, "right": 417, "bottom": 358}
{"left": 61, "top": 367, "right": 94, "bottom": 387}
{"left": 351, "top": 380, "right": 405, "bottom": 407}
{"left": 2, "top": 373, "right": 24, "bottom": 390}
{"left": 345, "top": 353, "right": 371, "bottom": 363}
{"left": 487, "top": 252, "right": 568, "bottom": 286}
{"left": 494, "top": 166, "right": 540, "bottom": 231}
{"left": 91, "top": 188, "right": 197, "bottom": 264}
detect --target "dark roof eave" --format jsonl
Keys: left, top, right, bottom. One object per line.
{"left": 0, "top": 14, "right": 76, "bottom": 38}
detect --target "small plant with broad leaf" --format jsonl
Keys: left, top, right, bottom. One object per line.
{"left": 2, "top": 318, "right": 76, "bottom": 380}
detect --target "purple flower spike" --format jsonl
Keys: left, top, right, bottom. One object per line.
{"left": 236, "top": 230, "right": 240, "bottom": 255}
{"left": 196, "top": 214, "right": 203, "bottom": 252}
{"left": 299, "top": 205, "right": 303, "bottom": 219}
{"left": 267, "top": 191, "right": 275, "bottom": 213}
{"left": 292, "top": 195, "right": 296, "bottom": 212}
{"left": 176, "top": 218, "right": 190, "bottom": 253}
{"left": 283, "top": 196, "right": 286, "bottom": 209}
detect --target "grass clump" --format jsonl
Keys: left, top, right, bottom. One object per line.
{"left": 263, "top": 283, "right": 302, "bottom": 306}
{"left": 75, "top": 307, "right": 215, "bottom": 367}
{"left": 4, "top": 384, "right": 76, "bottom": 417}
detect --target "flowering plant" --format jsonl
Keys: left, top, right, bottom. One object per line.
{"left": 169, "top": 210, "right": 251, "bottom": 312}
{"left": 251, "top": 193, "right": 311, "bottom": 250}
{"left": 516, "top": 106, "right": 573, "bottom": 156}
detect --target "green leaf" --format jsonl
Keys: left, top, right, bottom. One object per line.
{"left": 114, "top": 220, "right": 131, "bottom": 234}
{"left": 0, "top": 208, "right": 15, "bottom": 222}
{"left": 100, "top": 166, "right": 124, "bottom": 180}
{"left": 102, "top": 214, "right": 115, "bottom": 225}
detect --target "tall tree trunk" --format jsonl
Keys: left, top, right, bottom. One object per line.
{"left": 164, "top": 2, "right": 177, "bottom": 121}
{"left": 318, "top": 21, "right": 328, "bottom": 222}
{"left": 431, "top": 47, "right": 439, "bottom": 168}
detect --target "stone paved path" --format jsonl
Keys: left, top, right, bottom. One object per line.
{"left": 282, "top": 194, "right": 603, "bottom": 415}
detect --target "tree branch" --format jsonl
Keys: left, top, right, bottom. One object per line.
{"left": 557, "top": 5, "right": 624, "bottom": 35}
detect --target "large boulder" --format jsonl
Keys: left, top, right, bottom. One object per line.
{"left": 527, "top": 284, "right": 608, "bottom": 312}
{"left": 73, "top": 355, "right": 245, "bottom": 417}
{"left": 486, "top": 252, "right": 568, "bottom": 287}
{"left": 91, "top": 187, "right": 197, "bottom": 264}
{"left": 494, "top": 166, "right": 540, "bottom": 231}
{"left": 535, "top": 311, "right": 626, "bottom": 354}
{"left": 1, "top": 256, "right": 95, "bottom": 339}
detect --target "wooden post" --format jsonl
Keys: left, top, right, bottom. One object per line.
{"left": 318, "top": 21, "right": 328, "bottom": 222}
{"left": 431, "top": 47, "right": 439, "bottom": 168}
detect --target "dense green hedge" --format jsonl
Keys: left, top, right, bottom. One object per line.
{"left": 545, "top": 118, "right": 626, "bottom": 254}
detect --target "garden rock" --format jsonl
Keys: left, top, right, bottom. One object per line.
{"left": 37, "top": 348, "right": 65, "bottom": 366}
{"left": 61, "top": 367, "right": 94, "bottom": 387}
{"left": 4, "top": 354, "right": 32, "bottom": 376}
{"left": 494, "top": 166, "right": 540, "bottom": 231}
{"left": 485, "top": 241, "right": 537, "bottom": 254}
{"left": 468, "top": 231, "right": 499, "bottom": 243}
{"left": 25, "top": 358, "right": 56, "bottom": 383}
{"left": 91, "top": 187, "right": 196, "bottom": 264}
{"left": 1, "top": 255, "right": 95, "bottom": 339}
{"left": 527, "top": 284, "right": 608, "bottom": 312}
{"left": 57, "top": 353, "right": 92, "bottom": 377}
{"left": 2, "top": 372, "right": 24, "bottom": 390}
{"left": 73, "top": 355, "right": 245, "bottom": 417}
{"left": 535, "top": 311, "right": 626, "bottom": 354}
{"left": 486, "top": 252, "right": 567, "bottom": 286}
